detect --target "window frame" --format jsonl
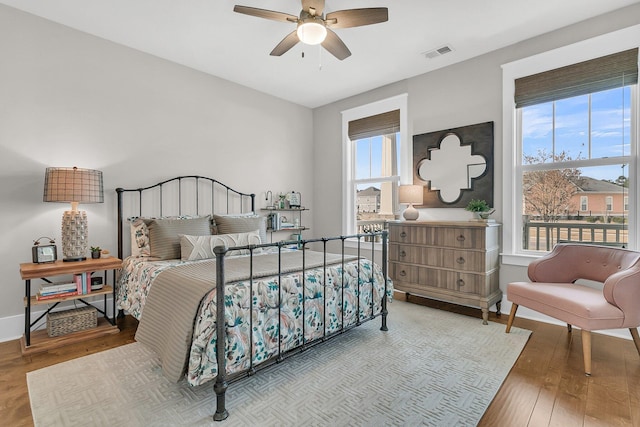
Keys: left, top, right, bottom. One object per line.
{"left": 502, "top": 25, "right": 640, "bottom": 266}
{"left": 580, "top": 196, "right": 588, "bottom": 212}
{"left": 606, "top": 196, "right": 614, "bottom": 212}
{"left": 341, "top": 94, "right": 409, "bottom": 236}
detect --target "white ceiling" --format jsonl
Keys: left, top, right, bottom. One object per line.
{"left": 2, "top": 0, "right": 639, "bottom": 108}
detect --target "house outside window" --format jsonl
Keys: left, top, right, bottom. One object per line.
{"left": 503, "top": 33, "right": 638, "bottom": 262}
{"left": 342, "top": 94, "right": 409, "bottom": 237}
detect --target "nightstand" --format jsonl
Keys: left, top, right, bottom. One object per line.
{"left": 20, "top": 257, "right": 122, "bottom": 355}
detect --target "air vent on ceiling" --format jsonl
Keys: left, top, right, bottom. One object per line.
{"left": 423, "top": 45, "right": 453, "bottom": 59}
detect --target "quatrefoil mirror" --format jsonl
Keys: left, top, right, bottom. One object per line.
{"left": 413, "top": 121, "right": 494, "bottom": 208}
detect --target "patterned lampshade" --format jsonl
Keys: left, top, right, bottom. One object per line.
{"left": 43, "top": 167, "right": 104, "bottom": 262}
{"left": 43, "top": 167, "right": 104, "bottom": 204}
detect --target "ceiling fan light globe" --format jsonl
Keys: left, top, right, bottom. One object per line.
{"left": 297, "top": 21, "right": 327, "bottom": 45}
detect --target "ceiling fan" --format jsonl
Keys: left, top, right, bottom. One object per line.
{"left": 233, "top": 0, "right": 388, "bottom": 60}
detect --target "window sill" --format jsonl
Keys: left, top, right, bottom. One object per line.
{"left": 501, "top": 252, "right": 542, "bottom": 267}
{"left": 343, "top": 238, "right": 384, "bottom": 251}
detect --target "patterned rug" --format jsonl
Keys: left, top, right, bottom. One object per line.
{"left": 27, "top": 301, "right": 530, "bottom": 426}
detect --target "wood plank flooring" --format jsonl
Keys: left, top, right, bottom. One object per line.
{"left": 1, "top": 299, "right": 639, "bottom": 426}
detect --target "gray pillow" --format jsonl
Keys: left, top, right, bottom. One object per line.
{"left": 145, "top": 216, "right": 211, "bottom": 260}
{"left": 213, "top": 215, "right": 267, "bottom": 244}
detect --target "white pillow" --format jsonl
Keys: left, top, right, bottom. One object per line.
{"left": 180, "top": 230, "right": 262, "bottom": 261}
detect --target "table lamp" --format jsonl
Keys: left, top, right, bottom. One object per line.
{"left": 43, "top": 167, "right": 104, "bottom": 262}
{"left": 399, "top": 185, "right": 423, "bottom": 221}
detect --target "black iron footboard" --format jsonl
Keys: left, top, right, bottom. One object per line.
{"left": 212, "top": 231, "right": 389, "bottom": 421}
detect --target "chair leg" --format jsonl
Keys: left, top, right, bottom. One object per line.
{"left": 630, "top": 328, "right": 640, "bottom": 357}
{"left": 505, "top": 304, "right": 518, "bottom": 333}
{"left": 582, "top": 329, "right": 592, "bottom": 376}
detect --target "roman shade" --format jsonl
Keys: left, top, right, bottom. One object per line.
{"left": 348, "top": 109, "right": 400, "bottom": 140}
{"left": 515, "top": 48, "right": 638, "bottom": 109}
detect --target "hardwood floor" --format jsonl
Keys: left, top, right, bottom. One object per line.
{"left": 2, "top": 301, "right": 639, "bottom": 426}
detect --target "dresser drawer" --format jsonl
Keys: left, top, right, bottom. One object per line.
{"left": 389, "top": 244, "right": 441, "bottom": 265}
{"left": 441, "top": 249, "right": 486, "bottom": 272}
{"left": 434, "top": 227, "right": 486, "bottom": 249}
{"left": 389, "top": 262, "right": 419, "bottom": 284}
{"left": 418, "top": 267, "right": 480, "bottom": 295}
{"left": 389, "top": 224, "right": 436, "bottom": 245}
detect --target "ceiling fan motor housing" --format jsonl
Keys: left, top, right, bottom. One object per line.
{"left": 297, "top": 14, "right": 327, "bottom": 45}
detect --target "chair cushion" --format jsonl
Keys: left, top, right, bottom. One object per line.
{"left": 507, "top": 281, "right": 624, "bottom": 331}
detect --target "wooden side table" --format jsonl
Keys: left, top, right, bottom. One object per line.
{"left": 20, "top": 257, "right": 122, "bottom": 355}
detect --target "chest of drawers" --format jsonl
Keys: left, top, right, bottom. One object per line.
{"left": 388, "top": 221, "right": 501, "bottom": 324}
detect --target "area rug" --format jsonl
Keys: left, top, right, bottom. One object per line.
{"left": 27, "top": 301, "right": 530, "bottom": 426}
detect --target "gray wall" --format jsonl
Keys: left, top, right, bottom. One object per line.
{"left": 2, "top": 2, "right": 639, "bottom": 341}
{"left": 0, "top": 5, "right": 313, "bottom": 339}
{"left": 312, "top": 3, "right": 640, "bottom": 335}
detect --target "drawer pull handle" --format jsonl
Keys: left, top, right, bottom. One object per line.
{"left": 400, "top": 231, "right": 407, "bottom": 238}
{"left": 400, "top": 270, "right": 407, "bottom": 277}
{"left": 400, "top": 250, "right": 406, "bottom": 258}
{"left": 457, "top": 235, "right": 465, "bottom": 242}
{"left": 456, "top": 257, "right": 465, "bottom": 264}
{"left": 457, "top": 279, "right": 465, "bottom": 287}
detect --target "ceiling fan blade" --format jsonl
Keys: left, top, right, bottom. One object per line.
{"left": 270, "top": 31, "right": 300, "bottom": 56}
{"left": 302, "top": 0, "right": 325, "bottom": 16}
{"left": 325, "top": 8, "right": 389, "bottom": 29}
{"left": 321, "top": 29, "right": 351, "bottom": 60}
{"left": 233, "top": 5, "right": 298, "bottom": 23}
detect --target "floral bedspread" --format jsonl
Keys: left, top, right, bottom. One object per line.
{"left": 117, "top": 253, "right": 392, "bottom": 387}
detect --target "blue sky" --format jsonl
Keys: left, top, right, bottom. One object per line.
{"left": 522, "top": 86, "right": 631, "bottom": 181}
{"left": 355, "top": 135, "right": 400, "bottom": 190}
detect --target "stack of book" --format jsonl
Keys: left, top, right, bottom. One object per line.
{"left": 36, "top": 282, "right": 78, "bottom": 301}
{"left": 73, "top": 272, "right": 92, "bottom": 295}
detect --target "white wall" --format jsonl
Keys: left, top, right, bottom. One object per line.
{"left": 0, "top": 5, "right": 314, "bottom": 341}
{"left": 312, "top": 3, "right": 640, "bottom": 339}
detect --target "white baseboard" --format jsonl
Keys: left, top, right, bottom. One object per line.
{"left": 0, "top": 297, "right": 114, "bottom": 343}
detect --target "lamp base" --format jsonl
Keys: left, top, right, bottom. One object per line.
{"left": 63, "top": 256, "right": 87, "bottom": 262}
{"left": 61, "top": 210, "right": 89, "bottom": 261}
{"left": 403, "top": 204, "right": 419, "bottom": 221}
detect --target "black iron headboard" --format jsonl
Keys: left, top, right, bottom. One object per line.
{"left": 116, "top": 175, "right": 256, "bottom": 259}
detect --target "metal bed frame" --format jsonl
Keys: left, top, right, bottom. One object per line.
{"left": 116, "top": 175, "right": 389, "bottom": 421}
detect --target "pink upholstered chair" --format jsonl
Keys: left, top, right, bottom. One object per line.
{"left": 506, "top": 243, "right": 640, "bottom": 375}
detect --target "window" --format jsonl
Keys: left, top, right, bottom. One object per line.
{"left": 606, "top": 196, "right": 614, "bottom": 212}
{"left": 503, "top": 29, "right": 639, "bottom": 263}
{"left": 342, "top": 94, "right": 409, "bottom": 236}
{"left": 580, "top": 196, "right": 588, "bottom": 212}
{"left": 354, "top": 133, "right": 399, "bottom": 233}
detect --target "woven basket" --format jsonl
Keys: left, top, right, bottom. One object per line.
{"left": 47, "top": 306, "right": 97, "bottom": 337}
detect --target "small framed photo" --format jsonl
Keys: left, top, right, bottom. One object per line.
{"left": 289, "top": 191, "right": 301, "bottom": 208}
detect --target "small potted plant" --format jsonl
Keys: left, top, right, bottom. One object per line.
{"left": 90, "top": 246, "right": 101, "bottom": 259}
{"left": 465, "top": 199, "right": 494, "bottom": 219}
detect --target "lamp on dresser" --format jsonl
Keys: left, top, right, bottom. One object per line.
{"left": 43, "top": 167, "right": 104, "bottom": 262}
{"left": 399, "top": 184, "right": 423, "bottom": 221}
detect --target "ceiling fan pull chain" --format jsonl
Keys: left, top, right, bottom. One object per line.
{"left": 318, "top": 44, "right": 322, "bottom": 71}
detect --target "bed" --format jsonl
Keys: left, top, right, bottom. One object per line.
{"left": 115, "top": 175, "right": 391, "bottom": 421}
